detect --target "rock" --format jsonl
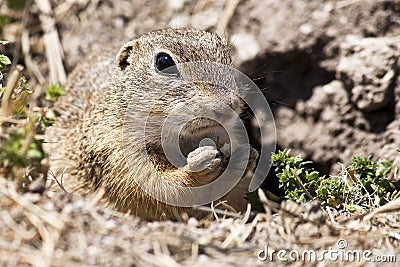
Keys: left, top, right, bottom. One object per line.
{"left": 277, "top": 35, "right": 399, "bottom": 172}
{"left": 337, "top": 36, "right": 399, "bottom": 112}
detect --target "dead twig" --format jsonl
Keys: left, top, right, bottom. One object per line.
{"left": 48, "top": 168, "right": 69, "bottom": 193}
{"left": 35, "top": 0, "right": 67, "bottom": 84}
{"left": 0, "top": 65, "right": 24, "bottom": 118}
{"left": 21, "top": 29, "right": 46, "bottom": 85}
{"left": 9, "top": 0, "right": 31, "bottom": 73}
{"left": 0, "top": 116, "right": 26, "bottom": 125}
{"left": 362, "top": 197, "right": 400, "bottom": 222}
{"left": 4, "top": 179, "right": 64, "bottom": 230}
{"left": 24, "top": 210, "right": 59, "bottom": 267}
{"left": 221, "top": 204, "right": 258, "bottom": 249}
{"left": 292, "top": 169, "right": 314, "bottom": 200}
{"left": 215, "top": 0, "right": 240, "bottom": 39}
{"left": 193, "top": 204, "right": 242, "bottom": 219}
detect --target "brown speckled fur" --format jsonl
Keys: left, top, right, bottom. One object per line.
{"left": 46, "top": 29, "right": 254, "bottom": 220}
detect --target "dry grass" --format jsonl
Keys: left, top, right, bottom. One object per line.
{"left": 0, "top": 179, "right": 399, "bottom": 266}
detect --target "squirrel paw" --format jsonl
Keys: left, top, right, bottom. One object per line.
{"left": 185, "top": 145, "right": 224, "bottom": 184}
{"left": 184, "top": 140, "right": 259, "bottom": 186}
{"left": 247, "top": 147, "right": 259, "bottom": 172}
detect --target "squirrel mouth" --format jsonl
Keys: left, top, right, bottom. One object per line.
{"left": 181, "top": 119, "right": 222, "bottom": 134}
{"left": 178, "top": 118, "right": 230, "bottom": 155}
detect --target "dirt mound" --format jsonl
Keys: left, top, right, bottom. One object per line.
{"left": 277, "top": 36, "right": 400, "bottom": 172}
{"left": 229, "top": 0, "right": 400, "bottom": 173}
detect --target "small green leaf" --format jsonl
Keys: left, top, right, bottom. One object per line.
{"left": 0, "top": 54, "right": 11, "bottom": 68}
{"left": 0, "top": 16, "right": 7, "bottom": 28}
{"left": 44, "top": 84, "right": 64, "bottom": 102}
{"left": 7, "top": 0, "right": 27, "bottom": 10}
{"left": 27, "top": 145, "right": 43, "bottom": 160}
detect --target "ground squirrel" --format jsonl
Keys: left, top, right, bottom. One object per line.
{"left": 46, "top": 29, "right": 259, "bottom": 220}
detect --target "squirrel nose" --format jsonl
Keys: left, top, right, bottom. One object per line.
{"left": 211, "top": 102, "right": 238, "bottom": 122}
{"left": 196, "top": 84, "right": 242, "bottom": 111}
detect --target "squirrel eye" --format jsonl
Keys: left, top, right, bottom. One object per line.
{"left": 155, "top": 53, "right": 178, "bottom": 75}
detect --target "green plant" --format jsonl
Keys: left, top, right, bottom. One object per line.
{"left": 245, "top": 191, "right": 265, "bottom": 212}
{"left": 7, "top": 0, "right": 27, "bottom": 10}
{"left": 0, "top": 129, "right": 43, "bottom": 167}
{"left": 349, "top": 156, "right": 398, "bottom": 206}
{"left": 0, "top": 54, "right": 11, "bottom": 69}
{"left": 0, "top": 40, "right": 11, "bottom": 69}
{"left": 0, "top": 16, "right": 7, "bottom": 29}
{"left": 315, "top": 177, "right": 345, "bottom": 208}
{"left": 0, "top": 63, "right": 63, "bottom": 192}
{"left": 272, "top": 150, "right": 399, "bottom": 212}
{"left": 44, "top": 83, "right": 64, "bottom": 102}
{"left": 1, "top": 73, "right": 43, "bottom": 180}
{"left": 271, "top": 150, "right": 321, "bottom": 204}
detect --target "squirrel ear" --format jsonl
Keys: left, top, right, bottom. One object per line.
{"left": 116, "top": 41, "right": 136, "bottom": 70}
